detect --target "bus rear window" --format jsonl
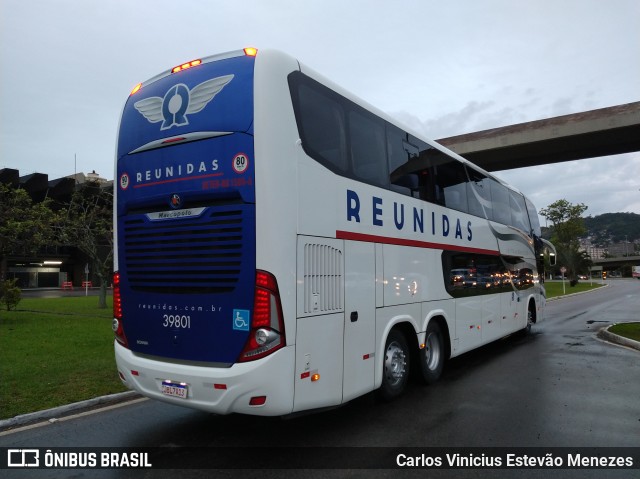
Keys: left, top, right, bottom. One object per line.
{"left": 118, "top": 54, "right": 255, "bottom": 159}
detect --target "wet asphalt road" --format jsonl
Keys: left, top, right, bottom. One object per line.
{"left": 2, "top": 280, "right": 639, "bottom": 478}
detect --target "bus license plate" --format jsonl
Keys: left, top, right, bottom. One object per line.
{"left": 161, "top": 381, "right": 188, "bottom": 399}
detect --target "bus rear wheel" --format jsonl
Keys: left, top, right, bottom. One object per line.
{"left": 378, "top": 329, "right": 410, "bottom": 401}
{"left": 420, "top": 321, "right": 444, "bottom": 384}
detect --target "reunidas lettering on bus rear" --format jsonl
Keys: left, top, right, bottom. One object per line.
{"left": 134, "top": 159, "right": 219, "bottom": 185}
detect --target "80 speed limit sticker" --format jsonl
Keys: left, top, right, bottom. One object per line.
{"left": 232, "top": 153, "right": 249, "bottom": 174}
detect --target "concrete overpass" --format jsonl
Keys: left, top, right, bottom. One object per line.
{"left": 437, "top": 101, "right": 640, "bottom": 172}
{"left": 592, "top": 255, "right": 640, "bottom": 270}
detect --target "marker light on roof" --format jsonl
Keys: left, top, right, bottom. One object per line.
{"left": 172, "top": 59, "right": 202, "bottom": 74}
{"left": 243, "top": 47, "right": 258, "bottom": 57}
{"left": 130, "top": 83, "right": 142, "bottom": 95}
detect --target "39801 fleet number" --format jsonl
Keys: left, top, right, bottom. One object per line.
{"left": 162, "top": 315, "right": 191, "bottom": 329}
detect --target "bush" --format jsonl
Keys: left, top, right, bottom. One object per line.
{"left": 0, "top": 279, "right": 22, "bottom": 311}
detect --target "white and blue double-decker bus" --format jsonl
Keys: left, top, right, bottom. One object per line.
{"left": 113, "top": 48, "right": 555, "bottom": 416}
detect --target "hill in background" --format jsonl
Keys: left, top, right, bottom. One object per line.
{"left": 583, "top": 212, "right": 640, "bottom": 246}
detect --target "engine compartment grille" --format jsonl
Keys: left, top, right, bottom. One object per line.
{"left": 121, "top": 205, "right": 252, "bottom": 294}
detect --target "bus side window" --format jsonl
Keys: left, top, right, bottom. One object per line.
{"left": 387, "top": 125, "right": 419, "bottom": 198}
{"left": 430, "top": 153, "right": 469, "bottom": 214}
{"left": 466, "top": 167, "right": 493, "bottom": 220}
{"left": 410, "top": 137, "right": 438, "bottom": 204}
{"left": 525, "top": 197, "right": 542, "bottom": 237}
{"left": 291, "top": 75, "right": 348, "bottom": 175}
{"left": 509, "top": 189, "right": 531, "bottom": 233}
{"left": 349, "top": 109, "right": 388, "bottom": 188}
{"left": 443, "top": 251, "right": 510, "bottom": 297}
{"left": 490, "top": 180, "right": 511, "bottom": 225}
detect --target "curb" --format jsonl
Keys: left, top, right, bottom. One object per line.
{"left": 546, "top": 282, "right": 608, "bottom": 302}
{"left": 597, "top": 324, "right": 640, "bottom": 352}
{"left": 0, "top": 391, "right": 141, "bottom": 432}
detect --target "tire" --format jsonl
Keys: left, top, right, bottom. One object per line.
{"left": 522, "top": 302, "right": 536, "bottom": 336}
{"left": 420, "top": 321, "right": 444, "bottom": 384}
{"left": 378, "top": 329, "right": 410, "bottom": 401}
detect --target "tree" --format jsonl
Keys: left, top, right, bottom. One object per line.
{"left": 0, "top": 183, "right": 58, "bottom": 282}
{"left": 59, "top": 181, "right": 113, "bottom": 308}
{"left": 0, "top": 278, "right": 22, "bottom": 311}
{"left": 539, "top": 199, "right": 590, "bottom": 282}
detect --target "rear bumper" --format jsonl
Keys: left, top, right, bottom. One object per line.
{"left": 115, "top": 341, "right": 295, "bottom": 416}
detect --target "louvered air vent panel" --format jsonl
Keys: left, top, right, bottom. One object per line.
{"left": 301, "top": 241, "right": 344, "bottom": 315}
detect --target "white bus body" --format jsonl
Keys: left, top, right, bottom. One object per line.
{"left": 114, "top": 49, "right": 554, "bottom": 416}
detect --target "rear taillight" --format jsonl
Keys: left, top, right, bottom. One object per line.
{"left": 112, "top": 272, "right": 128, "bottom": 348}
{"left": 238, "top": 271, "right": 285, "bottom": 362}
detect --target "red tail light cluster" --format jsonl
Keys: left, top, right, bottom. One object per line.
{"left": 238, "top": 271, "right": 286, "bottom": 362}
{"left": 112, "top": 272, "right": 128, "bottom": 347}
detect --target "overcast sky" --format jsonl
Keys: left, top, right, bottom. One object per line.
{"left": 1, "top": 0, "right": 638, "bottom": 219}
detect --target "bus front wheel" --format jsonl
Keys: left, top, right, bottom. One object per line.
{"left": 522, "top": 301, "right": 536, "bottom": 336}
{"left": 420, "top": 321, "right": 444, "bottom": 384}
{"left": 378, "top": 329, "right": 410, "bottom": 401}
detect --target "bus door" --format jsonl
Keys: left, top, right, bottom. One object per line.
{"left": 294, "top": 237, "right": 345, "bottom": 412}
{"left": 342, "top": 241, "right": 376, "bottom": 402}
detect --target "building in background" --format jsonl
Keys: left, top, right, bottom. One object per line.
{"left": 578, "top": 239, "right": 606, "bottom": 260}
{"left": 1, "top": 167, "right": 113, "bottom": 288}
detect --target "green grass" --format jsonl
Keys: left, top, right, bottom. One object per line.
{"left": 0, "top": 297, "right": 127, "bottom": 420}
{"left": 609, "top": 322, "right": 640, "bottom": 342}
{"left": 545, "top": 281, "right": 604, "bottom": 299}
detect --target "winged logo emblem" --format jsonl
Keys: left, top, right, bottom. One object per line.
{"left": 133, "top": 74, "right": 234, "bottom": 130}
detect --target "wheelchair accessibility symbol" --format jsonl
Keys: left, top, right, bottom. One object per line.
{"left": 233, "top": 309, "right": 250, "bottom": 331}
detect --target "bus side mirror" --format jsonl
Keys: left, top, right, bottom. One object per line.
{"left": 539, "top": 238, "right": 557, "bottom": 266}
{"left": 539, "top": 250, "right": 556, "bottom": 266}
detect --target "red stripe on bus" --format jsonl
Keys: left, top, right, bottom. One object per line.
{"left": 133, "top": 172, "right": 224, "bottom": 189}
{"left": 335, "top": 230, "right": 500, "bottom": 256}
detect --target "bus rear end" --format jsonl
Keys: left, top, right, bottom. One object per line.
{"left": 113, "top": 49, "right": 294, "bottom": 415}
